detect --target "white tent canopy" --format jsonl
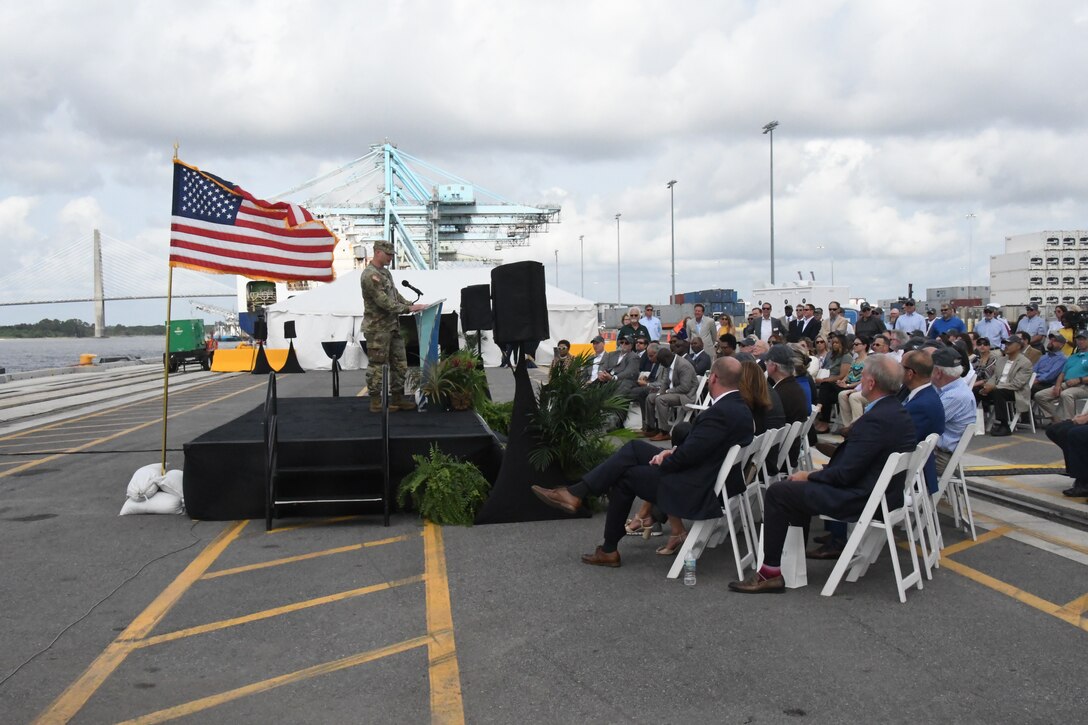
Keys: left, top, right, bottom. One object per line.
{"left": 264, "top": 268, "right": 598, "bottom": 370}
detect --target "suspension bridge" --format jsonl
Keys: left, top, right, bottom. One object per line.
{"left": 0, "top": 229, "right": 237, "bottom": 335}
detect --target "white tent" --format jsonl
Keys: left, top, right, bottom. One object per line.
{"left": 264, "top": 268, "right": 598, "bottom": 370}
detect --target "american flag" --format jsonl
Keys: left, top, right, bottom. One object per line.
{"left": 169, "top": 160, "right": 337, "bottom": 282}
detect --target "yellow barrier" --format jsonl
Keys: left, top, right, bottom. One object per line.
{"left": 568, "top": 341, "right": 616, "bottom": 359}
{"left": 209, "top": 347, "right": 292, "bottom": 372}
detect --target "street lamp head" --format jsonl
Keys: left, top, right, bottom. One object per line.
{"left": 667, "top": 180, "right": 677, "bottom": 188}
{"left": 762, "top": 120, "right": 779, "bottom": 134}
{"left": 615, "top": 213, "right": 621, "bottom": 221}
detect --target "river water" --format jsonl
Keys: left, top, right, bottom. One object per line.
{"left": 0, "top": 336, "right": 176, "bottom": 373}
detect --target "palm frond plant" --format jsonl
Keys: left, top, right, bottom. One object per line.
{"left": 528, "top": 352, "right": 630, "bottom": 479}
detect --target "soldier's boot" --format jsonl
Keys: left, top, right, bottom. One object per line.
{"left": 369, "top": 396, "right": 383, "bottom": 413}
{"left": 390, "top": 393, "right": 416, "bottom": 411}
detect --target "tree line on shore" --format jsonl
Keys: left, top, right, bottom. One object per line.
{"left": 0, "top": 318, "right": 169, "bottom": 338}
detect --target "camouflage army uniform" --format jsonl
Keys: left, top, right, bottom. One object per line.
{"left": 361, "top": 261, "right": 412, "bottom": 407}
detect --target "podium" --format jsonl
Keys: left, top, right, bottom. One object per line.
{"left": 414, "top": 299, "right": 444, "bottom": 372}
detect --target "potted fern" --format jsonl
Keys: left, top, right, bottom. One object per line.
{"left": 397, "top": 444, "right": 491, "bottom": 525}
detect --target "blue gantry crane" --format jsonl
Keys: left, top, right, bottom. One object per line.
{"left": 273, "top": 142, "right": 561, "bottom": 269}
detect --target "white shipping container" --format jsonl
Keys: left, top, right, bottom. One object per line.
{"left": 990, "top": 251, "right": 1031, "bottom": 274}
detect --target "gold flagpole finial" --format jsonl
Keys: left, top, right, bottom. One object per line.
{"left": 173, "top": 141, "right": 179, "bottom": 160}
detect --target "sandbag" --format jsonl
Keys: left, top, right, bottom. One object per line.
{"left": 126, "top": 463, "right": 162, "bottom": 501}
{"left": 119, "top": 492, "right": 184, "bottom": 516}
{"left": 158, "top": 469, "right": 184, "bottom": 499}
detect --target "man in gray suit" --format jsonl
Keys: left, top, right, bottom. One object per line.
{"left": 644, "top": 349, "right": 698, "bottom": 441}
{"left": 685, "top": 304, "right": 717, "bottom": 351}
{"left": 596, "top": 335, "right": 641, "bottom": 397}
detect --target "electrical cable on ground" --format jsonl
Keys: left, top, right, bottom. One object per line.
{"left": 0, "top": 521, "right": 204, "bottom": 690}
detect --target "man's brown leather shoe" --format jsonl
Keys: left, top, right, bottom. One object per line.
{"left": 581, "top": 546, "right": 620, "bottom": 567}
{"left": 728, "top": 570, "right": 785, "bottom": 593}
{"left": 649, "top": 432, "right": 671, "bottom": 442}
{"left": 531, "top": 485, "right": 582, "bottom": 514}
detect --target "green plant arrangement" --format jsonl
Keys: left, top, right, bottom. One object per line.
{"left": 397, "top": 444, "right": 491, "bottom": 526}
{"left": 528, "top": 352, "right": 630, "bottom": 479}
{"left": 476, "top": 398, "right": 514, "bottom": 436}
{"left": 420, "top": 348, "right": 489, "bottom": 410}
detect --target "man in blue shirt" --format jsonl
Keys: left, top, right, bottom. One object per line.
{"left": 640, "top": 304, "right": 663, "bottom": 343}
{"left": 1035, "top": 329, "right": 1088, "bottom": 422}
{"left": 975, "top": 305, "right": 1010, "bottom": 350}
{"left": 1016, "top": 303, "right": 1048, "bottom": 350}
{"left": 895, "top": 299, "right": 928, "bottom": 336}
{"left": 928, "top": 304, "right": 967, "bottom": 339}
{"left": 931, "top": 347, "right": 977, "bottom": 474}
{"left": 1031, "top": 332, "right": 1068, "bottom": 396}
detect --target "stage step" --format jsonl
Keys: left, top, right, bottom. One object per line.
{"left": 274, "top": 495, "right": 384, "bottom": 505}
{"left": 276, "top": 464, "right": 383, "bottom": 476}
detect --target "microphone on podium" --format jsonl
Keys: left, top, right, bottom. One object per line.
{"left": 401, "top": 279, "right": 424, "bottom": 299}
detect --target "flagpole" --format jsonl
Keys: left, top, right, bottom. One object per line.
{"left": 161, "top": 143, "right": 179, "bottom": 474}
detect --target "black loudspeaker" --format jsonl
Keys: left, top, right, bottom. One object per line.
{"left": 439, "top": 312, "right": 460, "bottom": 356}
{"left": 491, "top": 261, "right": 549, "bottom": 344}
{"left": 283, "top": 321, "right": 296, "bottom": 339}
{"left": 460, "top": 285, "right": 493, "bottom": 331}
{"left": 253, "top": 320, "right": 268, "bottom": 341}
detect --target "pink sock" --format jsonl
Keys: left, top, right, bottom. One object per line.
{"left": 759, "top": 564, "right": 781, "bottom": 579}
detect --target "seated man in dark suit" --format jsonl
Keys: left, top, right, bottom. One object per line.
{"left": 730, "top": 354, "right": 917, "bottom": 593}
{"left": 595, "top": 335, "right": 641, "bottom": 397}
{"left": 765, "top": 344, "right": 809, "bottom": 469}
{"left": 532, "top": 356, "right": 754, "bottom": 567}
{"left": 685, "top": 335, "right": 712, "bottom": 376}
{"left": 1046, "top": 411, "right": 1088, "bottom": 497}
{"left": 901, "top": 349, "right": 945, "bottom": 494}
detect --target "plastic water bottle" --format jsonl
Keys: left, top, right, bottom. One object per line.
{"left": 683, "top": 551, "right": 697, "bottom": 586}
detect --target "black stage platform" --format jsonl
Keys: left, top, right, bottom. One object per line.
{"left": 183, "top": 397, "right": 502, "bottom": 520}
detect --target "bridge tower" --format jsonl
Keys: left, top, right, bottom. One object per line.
{"left": 93, "top": 229, "right": 106, "bottom": 337}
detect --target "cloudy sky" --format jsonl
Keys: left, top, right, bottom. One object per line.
{"left": 2, "top": 0, "right": 1087, "bottom": 326}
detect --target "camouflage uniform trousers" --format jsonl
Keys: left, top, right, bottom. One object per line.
{"left": 365, "top": 325, "right": 408, "bottom": 400}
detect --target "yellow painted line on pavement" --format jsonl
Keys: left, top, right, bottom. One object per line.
{"left": 0, "top": 381, "right": 265, "bottom": 480}
{"left": 1059, "top": 591, "right": 1088, "bottom": 617}
{"left": 34, "top": 521, "right": 247, "bottom": 725}
{"left": 115, "top": 635, "right": 432, "bottom": 725}
{"left": 941, "top": 557, "right": 1088, "bottom": 633}
{"left": 265, "top": 515, "right": 363, "bottom": 534}
{"left": 969, "top": 440, "right": 1023, "bottom": 455}
{"left": 940, "top": 526, "right": 1012, "bottom": 556}
{"left": 202, "top": 533, "right": 415, "bottom": 580}
{"left": 423, "top": 522, "right": 465, "bottom": 725}
{"left": 135, "top": 575, "right": 424, "bottom": 648}
{"left": 970, "top": 510, "right": 1088, "bottom": 558}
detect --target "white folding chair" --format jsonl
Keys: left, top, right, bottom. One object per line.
{"left": 1006, "top": 372, "right": 1037, "bottom": 433}
{"left": 667, "top": 437, "right": 760, "bottom": 580}
{"left": 743, "top": 427, "right": 783, "bottom": 526}
{"left": 820, "top": 451, "right": 923, "bottom": 602}
{"left": 676, "top": 374, "right": 710, "bottom": 426}
{"left": 903, "top": 434, "right": 941, "bottom": 580}
{"left": 1080, "top": 398, "right": 1088, "bottom": 416}
{"left": 797, "top": 404, "right": 822, "bottom": 471}
{"left": 774, "top": 420, "right": 805, "bottom": 478}
{"left": 963, "top": 369, "right": 977, "bottom": 389}
{"left": 932, "top": 422, "right": 978, "bottom": 542}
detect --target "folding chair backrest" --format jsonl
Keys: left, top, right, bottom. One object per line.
{"left": 692, "top": 374, "right": 708, "bottom": 403}
{"left": 906, "top": 433, "right": 940, "bottom": 490}
{"left": 776, "top": 420, "right": 804, "bottom": 472}
{"left": 963, "top": 369, "right": 977, "bottom": 389}
{"left": 851, "top": 451, "right": 912, "bottom": 526}
{"left": 744, "top": 430, "right": 776, "bottom": 482}
{"left": 711, "top": 443, "right": 746, "bottom": 497}
{"left": 934, "top": 422, "right": 976, "bottom": 501}
{"left": 739, "top": 432, "right": 767, "bottom": 485}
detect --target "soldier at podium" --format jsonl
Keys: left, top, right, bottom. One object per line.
{"left": 361, "top": 239, "right": 426, "bottom": 412}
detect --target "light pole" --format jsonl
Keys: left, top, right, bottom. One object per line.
{"left": 615, "top": 213, "right": 622, "bottom": 304}
{"left": 762, "top": 120, "right": 779, "bottom": 285}
{"left": 965, "top": 213, "right": 976, "bottom": 290}
{"left": 579, "top": 235, "right": 584, "bottom": 297}
{"left": 554, "top": 249, "right": 559, "bottom": 287}
{"left": 667, "top": 180, "right": 677, "bottom": 304}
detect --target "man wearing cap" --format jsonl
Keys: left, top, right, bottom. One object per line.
{"left": 584, "top": 335, "right": 609, "bottom": 384}
{"left": 598, "top": 335, "right": 641, "bottom": 396}
{"left": 896, "top": 300, "right": 927, "bottom": 336}
{"left": 927, "top": 304, "right": 967, "bottom": 340}
{"left": 977, "top": 336, "right": 1033, "bottom": 436}
{"left": 924, "top": 308, "right": 938, "bottom": 336}
{"left": 1031, "top": 332, "right": 1068, "bottom": 396}
{"left": 975, "top": 305, "right": 1010, "bottom": 350}
{"left": 361, "top": 240, "right": 427, "bottom": 412}
{"left": 1035, "top": 329, "right": 1088, "bottom": 423}
{"left": 854, "top": 303, "right": 886, "bottom": 340}
{"left": 1016, "top": 303, "right": 1048, "bottom": 350}
{"left": 931, "top": 346, "right": 978, "bottom": 474}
